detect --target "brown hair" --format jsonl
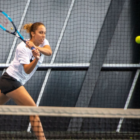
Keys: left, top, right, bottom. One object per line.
{"left": 23, "top": 22, "right": 45, "bottom": 38}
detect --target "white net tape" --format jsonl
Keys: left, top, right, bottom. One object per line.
{"left": 0, "top": 105, "right": 140, "bottom": 118}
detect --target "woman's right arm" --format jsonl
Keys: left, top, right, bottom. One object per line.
{"left": 23, "top": 49, "right": 40, "bottom": 74}
{"left": 23, "top": 58, "right": 38, "bottom": 74}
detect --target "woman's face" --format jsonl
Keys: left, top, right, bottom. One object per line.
{"left": 31, "top": 25, "right": 46, "bottom": 46}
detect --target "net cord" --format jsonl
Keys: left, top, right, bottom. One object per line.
{"left": 0, "top": 105, "right": 140, "bottom": 118}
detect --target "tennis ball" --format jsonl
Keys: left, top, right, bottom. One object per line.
{"left": 11, "top": 27, "right": 13, "bottom": 30}
{"left": 135, "top": 36, "right": 140, "bottom": 44}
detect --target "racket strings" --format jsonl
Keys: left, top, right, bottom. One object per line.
{"left": 0, "top": 13, "right": 14, "bottom": 32}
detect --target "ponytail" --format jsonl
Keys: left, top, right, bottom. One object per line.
{"left": 23, "top": 22, "right": 44, "bottom": 38}
{"left": 22, "top": 23, "right": 33, "bottom": 33}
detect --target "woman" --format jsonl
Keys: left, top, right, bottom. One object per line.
{"left": 0, "top": 22, "right": 52, "bottom": 140}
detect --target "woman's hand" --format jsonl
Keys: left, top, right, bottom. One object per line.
{"left": 26, "top": 41, "right": 37, "bottom": 50}
{"left": 26, "top": 41, "right": 40, "bottom": 60}
{"left": 32, "top": 48, "right": 40, "bottom": 60}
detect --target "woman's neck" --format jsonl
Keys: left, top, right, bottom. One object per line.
{"left": 30, "top": 38, "right": 39, "bottom": 47}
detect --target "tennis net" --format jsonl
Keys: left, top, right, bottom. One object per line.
{"left": 0, "top": 105, "right": 140, "bottom": 139}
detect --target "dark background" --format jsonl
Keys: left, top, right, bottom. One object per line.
{"left": 0, "top": 0, "right": 140, "bottom": 133}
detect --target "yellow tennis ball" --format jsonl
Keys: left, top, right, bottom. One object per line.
{"left": 11, "top": 27, "right": 13, "bottom": 30}
{"left": 135, "top": 36, "right": 140, "bottom": 44}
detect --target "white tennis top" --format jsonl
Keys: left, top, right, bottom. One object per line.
{"left": 6, "top": 39, "right": 50, "bottom": 85}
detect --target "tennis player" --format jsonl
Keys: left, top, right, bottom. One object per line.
{"left": 0, "top": 22, "right": 52, "bottom": 140}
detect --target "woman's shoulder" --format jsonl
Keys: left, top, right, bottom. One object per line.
{"left": 16, "top": 41, "right": 27, "bottom": 51}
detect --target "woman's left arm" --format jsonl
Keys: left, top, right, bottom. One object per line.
{"left": 36, "top": 45, "right": 52, "bottom": 56}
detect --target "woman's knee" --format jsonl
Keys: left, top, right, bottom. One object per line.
{"left": 30, "top": 115, "right": 40, "bottom": 122}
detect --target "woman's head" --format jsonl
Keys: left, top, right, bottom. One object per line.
{"left": 23, "top": 22, "right": 46, "bottom": 45}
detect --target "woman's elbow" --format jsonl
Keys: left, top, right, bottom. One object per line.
{"left": 25, "top": 70, "right": 31, "bottom": 74}
{"left": 23, "top": 64, "right": 31, "bottom": 74}
{"left": 49, "top": 50, "right": 52, "bottom": 56}
{"left": 47, "top": 50, "right": 52, "bottom": 56}
{"left": 24, "top": 69, "right": 30, "bottom": 74}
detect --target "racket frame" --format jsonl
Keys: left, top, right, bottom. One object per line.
{"left": 0, "top": 10, "right": 38, "bottom": 53}
{"left": 0, "top": 10, "right": 26, "bottom": 43}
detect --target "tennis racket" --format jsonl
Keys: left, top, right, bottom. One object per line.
{"left": 0, "top": 10, "right": 40, "bottom": 59}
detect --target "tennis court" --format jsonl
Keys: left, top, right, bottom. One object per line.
{"left": 0, "top": 0, "right": 140, "bottom": 139}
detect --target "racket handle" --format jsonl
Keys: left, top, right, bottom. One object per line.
{"left": 31, "top": 47, "right": 40, "bottom": 59}
{"left": 31, "top": 47, "right": 35, "bottom": 50}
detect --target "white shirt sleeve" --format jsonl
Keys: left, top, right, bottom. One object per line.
{"left": 17, "top": 43, "right": 30, "bottom": 65}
